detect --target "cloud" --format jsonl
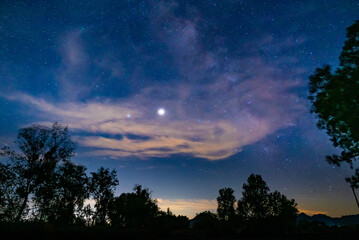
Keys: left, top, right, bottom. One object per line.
{"left": 56, "top": 30, "right": 96, "bottom": 100}
{"left": 85, "top": 197, "right": 216, "bottom": 219}
{"left": 60, "top": 30, "right": 88, "bottom": 67}
{"left": 87, "top": 197, "right": 215, "bottom": 219}
{"left": 86, "top": 198, "right": 328, "bottom": 219}
{"left": 1, "top": 1, "right": 307, "bottom": 161}
{"left": 3, "top": 75, "right": 302, "bottom": 160}
{"left": 299, "top": 209, "right": 328, "bottom": 216}
{"left": 157, "top": 198, "right": 217, "bottom": 218}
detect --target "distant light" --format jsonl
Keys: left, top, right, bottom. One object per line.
{"left": 157, "top": 108, "right": 165, "bottom": 116}
{"left": 127, "top": 114, "right": 131, "bottom": 118}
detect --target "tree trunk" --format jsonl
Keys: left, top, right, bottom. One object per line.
{"left": 351, "top": 186, "right": 359, "bottom": 209}
{"left": 16, "top": 193, "right": 29, "bottom": 221}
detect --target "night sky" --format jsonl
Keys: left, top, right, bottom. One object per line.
{"left": 1, "top": 0, "right": 359, "bottom": 218}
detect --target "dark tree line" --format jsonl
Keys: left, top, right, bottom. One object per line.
{"left": 192, "top": 174, "right": 298, "bottom": 233}
{"left": 0, "top": 123, "right": 189, "bottom": 230}
{"left": 1, "top": 123, "right": 299, "bottom": 235}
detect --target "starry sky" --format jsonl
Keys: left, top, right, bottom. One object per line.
{"left": 1, "top": 0, "right": 359, "bottom": 218}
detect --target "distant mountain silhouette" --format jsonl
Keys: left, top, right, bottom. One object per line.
{"left": 297, "top": 213, "right": 359, "bottom": 226}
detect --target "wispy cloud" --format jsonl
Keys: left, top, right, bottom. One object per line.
{"left": 3, "top": 72, "right": 302, "bottom": 160}
{"left": 56, "top": 30, "right": 91, "bottom": 100}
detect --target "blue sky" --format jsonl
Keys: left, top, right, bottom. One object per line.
{"left": 1, "top": 0, "right": 358, "bottom": 218}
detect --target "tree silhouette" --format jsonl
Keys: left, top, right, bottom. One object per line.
{"left": 0, "top": 123, "right": 74, "bottom": 221}
{"left": 191, "top": 211, "right": 218, "bottom": 230}
{"left": 237, "top": 174, "right": 298, "bottom": 232}
{"left": 237, "top": 174, "right": 270, "bottom": 220}
{"left": 109, "top": 184, "right": 158, "bottom": 229}
{"left": 89, "top": 167, "right": 118, "bottom": 226}
{"left": 0, "top": 162, "right": 21, "bottom": 221}
{"left": 81, "top": 204, "right": 94, "bottom": 226}
{"left": 217, "top": 187, "right": 236, "bottom": 221}
{"left": 153, "top": 208, "right": 189, "bottom": 231}
{"left": 0, "top": 123, "right": 302, "bottom": 236}
{"left": 308, "top": 20, "right": 359, "bottom": 207}
{"left": 34, "top": 161, "right": 89, "bottom": 225}
{"left": 267, "top": 190, "right": 298, "bottom": 230}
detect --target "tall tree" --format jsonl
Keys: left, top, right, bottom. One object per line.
{"left": 237, "top": 174, "right": 298, "bottom": 232}
{"left": 89, "top": 167, "right": 118, "bottom": 225}
{"left": 237, "top": 174, "right": 270, "bottom": 220}
{"left": 217, "top": 187, "right": 236, "bottom": 221}
{"left": 34, "top": 161, "right": 89, "bottom": 225}
{"left": 308, "top": 20, "right": 359, "bottom": 207}
{"left": 0, "top": 123, "right": 74, "bottom": 221}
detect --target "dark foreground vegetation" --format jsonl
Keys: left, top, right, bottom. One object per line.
{"left": 0, "top": 224, "right": 359, "bottom": 240}
{"left": 1, "top": 123, "right": 359, "bottom": 239}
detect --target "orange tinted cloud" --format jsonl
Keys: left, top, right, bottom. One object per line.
{"left": 157, "top": 199, "right": 217, "bottom": 219}
{"left": 299, "top": 209, "right": 328, "bottom": 216}
{"left": 4, "top": 89, "right": 301, "bottom": 160}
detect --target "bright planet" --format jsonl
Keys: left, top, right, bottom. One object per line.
{"left": 157, "top": 108, "right": 165, "bottom": 116}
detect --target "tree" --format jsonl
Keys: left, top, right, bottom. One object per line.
{"left": 217, "top": 187, "right": 236, "bottom": 221}
{"left": 237, "top": 174, "right": 298, "bottom": 233}
{"left": 237, "top": 174, "right": 270, "bottom": 220}
{"left": 268, "top": 191, "right": 298, "bottom": 229}
{"left": 191, "top": 211, "right": 218, "bottom": 230}
{"left": 0, "top": 162, "right": 21, "bottom": 221}
{"left": 308, "top": 20, "right": 359, "bottom": 207}
{"left": 81, "top": 204, "right": 94, "bottom": 227}
{"left": 108, "top": 184, "right": 159, "bottom": 229}
{"left": 89, "top": 167, "right": 118, "bottom": 225}
{"left": 34, "top": 161, "right": 89, "bottom": 225}
{"left": 237, "top": 174, "right": 298, "bottom": 221}
{"left": 55, "top": 162, "right": 89, "bottom": 225}
{"left": 155, "top": 208, "right": 189, "bottom": 231}
{"left": 0, "top": 123, "right": 74, "bottom": 221}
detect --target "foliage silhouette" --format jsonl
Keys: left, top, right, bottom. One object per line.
{"left": 89, "top": 167, "right": 119, "bottom": 226}
{"left": 237, "top": 174, "right": 270, "bottom": 221}
{"left": 308, "top": 20, "right": 359, "bottom": 205}
{"left": 217, "top": 187, "right": 236, "bottom": 222}
{"left": 108, "top": 184, "right": 158, "bottom": 229}
{"left": 190, "top": 211, "right": 218, "bottom": 230}
{"left": 34, "top": 161, "right": 89, "bottom": 225}
{"left": 0, "top": 123, "right": 75, "bottom": 221}
{"left": 237, "top": 174, "right": 298, "bottom": 233}
{"left": 0, "top": 162, "right": 21, "bottom": 221}
{"left": 154, "top": 208, "right": 189, "bottom": 231}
